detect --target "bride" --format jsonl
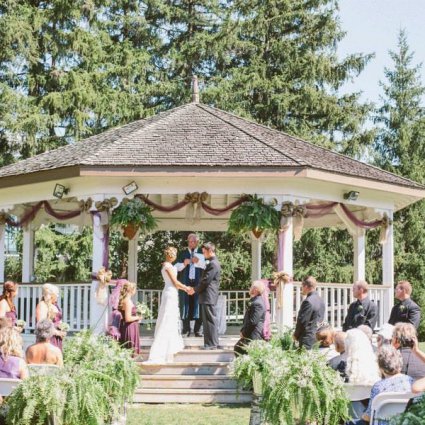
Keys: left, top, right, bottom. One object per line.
{"left": 145, "top": 246, "right": 192, "bottom": 363}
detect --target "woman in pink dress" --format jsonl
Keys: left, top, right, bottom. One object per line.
{"left": 118, "top": 281, "right": 141, "bottom": 355}
{"left": 36, "top": 284, "right": 66, "bottom": 351}
{"left": 0, "top": 281, "right": 18, "bottom": 327}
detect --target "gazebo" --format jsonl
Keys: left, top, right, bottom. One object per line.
{"left": 0, "top": 88, "right": 424, "bottom": 333}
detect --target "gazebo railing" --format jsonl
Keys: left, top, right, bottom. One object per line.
{"left": 16, "top": 282, "right": 392, "bottom": 332}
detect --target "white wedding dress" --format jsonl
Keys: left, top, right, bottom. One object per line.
{"left": 146, "top": 262, "right": 184, "bottom": 363}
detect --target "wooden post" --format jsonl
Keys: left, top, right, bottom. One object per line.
{"left": 22, "top": 225, "right": 35, "bottom": 283}
{"left": 382, "top": 211, "right": 394, "bottom": 321}
{"left": 251, "top": 232, "right": 263, "bottom": 281}
{"left": 353, "top": 229, "right": 366, "bottom": 282}
{"left": 0, "top": 225, "right": 5, "bottom": 283}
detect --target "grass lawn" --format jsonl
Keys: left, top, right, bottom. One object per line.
{"left": 127, "top": 404, "right": 251, "bottom": 425}
{"left": 419, "top": 342, "right": 425, "bottom": 351}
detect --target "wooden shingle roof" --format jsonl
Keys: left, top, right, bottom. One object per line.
{"left": 0, "top": 102, "right": 422, "bottom": 189}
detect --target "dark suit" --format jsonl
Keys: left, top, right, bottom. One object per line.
{"left": 388, "top": 298, "right": 421, "bottom": 329}
{"left": 195, "top": 256, "right": 221, "bottom": 348}
{"left": 234, "top": 295, "right": 266, "bottom": 356}
{"left": 342, "top": 297, "right": 377, "bottom": 332}
{"left": 178, "top": 248, "right": 203, "bottom": 334}
{"left": 294, "top": 291, "right": 325, "bottom": 349}
{"left": 328, "top": 352, "right": 348, "bottom": 380}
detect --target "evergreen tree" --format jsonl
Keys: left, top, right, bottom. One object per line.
{"left": 374, "top": 30, "right": 425, "bottom": 335}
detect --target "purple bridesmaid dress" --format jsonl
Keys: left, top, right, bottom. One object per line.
{"left": 119, "top": 306, "right": 140, "bottom": 355}
{"left": 5, "top": 310, "right": 17, "bottom": 327}
{"left": 50, "top": 303, "right": 63, "bottom": 351}
{"left": 0, "top": 355, "right": 21, "bottom": 379}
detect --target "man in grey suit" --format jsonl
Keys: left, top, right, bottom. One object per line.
{"left": 191, "top": 242, "right": 221, "bottom": 350}
{"left": 293, "top": 276, "right": 325, "bottom": 349}
{"left": 234, "top": 280, "right": 266, "bottom": 356}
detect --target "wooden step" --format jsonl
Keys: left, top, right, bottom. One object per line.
{"left": 140, "top": 336, "right": 239, "bottom": 350}
{"left": 139, "top": 361, "right": 230, "bottom": 376}
{"left": 133, "top": 388, "right": 252, "bottom": 404}
{"left": 139, "top": 348, "right": 235, "bottom": 363}
{"left": 139, "top": 374, "right": 238, "bottom": 390}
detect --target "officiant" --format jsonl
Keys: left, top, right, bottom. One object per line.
{"left": 176, "top": 233, "right": 206, "bottom": 337}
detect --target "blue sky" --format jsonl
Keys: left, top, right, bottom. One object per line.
{"left": 338, "top": 0, "right": 425, "bottom": 104}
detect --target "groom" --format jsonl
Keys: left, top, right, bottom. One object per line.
{"left": 189, "top": 242, "right": 221, "bottom": 350}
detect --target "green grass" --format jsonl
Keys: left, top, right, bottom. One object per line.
{"left": 419, "top": 342, "right": 425, "bottom": 351}
{"left": 127, "top": 404, "right": 251, "bottom": 425}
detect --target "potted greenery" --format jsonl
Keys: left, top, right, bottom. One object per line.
{"left": 6, "top": 331, "right": 139, "bottom": 425}
{"left": 228, "top": 195, "right": 280, "bottom": 238}
{"left": 111, "top": 197, "right": 157, "bottom": 239}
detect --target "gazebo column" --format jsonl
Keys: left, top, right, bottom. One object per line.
{"left": 277, "top": 216, "right": 294, "bottom": 329}
{"left": 127, "top": 231, "right": 139, "bottom": 283}
{"left": 22, "top": 225, "right": 35, "bottom": 283}
{"left": 0, "top": 225, "right": 5, "bottom": 282}
{"left": 353, "top": 229, "right": 366, "bottom": 282}
{"left": 251, "top": 233, "right": 263, "bottom": 281}
{"left": 90, "top": 213, "right": 109, "bottom": 334}
{"left": 382, "top": 213, "right": 394, "bottom": 321}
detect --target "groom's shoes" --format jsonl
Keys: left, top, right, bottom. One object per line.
{"left": 201, "top": 345, "right": 217, "bottom": 350}
{"left": 195, "top": 332, "right": 203, "bottom": 337}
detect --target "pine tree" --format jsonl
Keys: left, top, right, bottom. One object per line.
{"left": 374, "top": 30, "right": 425, "bottom": 335}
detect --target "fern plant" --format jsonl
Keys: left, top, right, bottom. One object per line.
{"left": 228, "top": 195, "right": 280, "bottom": 238}
{"left": 6, "top": 331, "right": 139, "bottom": 425}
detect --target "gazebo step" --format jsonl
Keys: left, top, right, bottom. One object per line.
{"left": 138, "top": 361, "right": 230, "bottom": 376}
{"left": 139, "top": 374, "right": 238, "bottom": 390}
{"left": 139, "top": 348, "right": 235, "bottom": 363}
{"left": 140, "top": 336, "right": 239, "bottom": 350}
{"left": 133, "top": 388, "right": 252, "bottom": 404}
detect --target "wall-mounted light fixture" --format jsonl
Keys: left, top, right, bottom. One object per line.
{"left": 122, "top": 181, "right": 138, "bottom": 196}
{"left": 53, "top": 183, "right": 70, "bottom": 199}
{"left": 343, "top": 191, "right": 359, "bottom": 201}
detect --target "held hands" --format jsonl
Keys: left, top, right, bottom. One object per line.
{"left": 192, "top": 256, "right": 199, "bottom": 264}
{"left": 186, "top": 287, "right": 195, "bottom": 296}
{"left": 184, "top": 259, "right": 191, "bottom": 266}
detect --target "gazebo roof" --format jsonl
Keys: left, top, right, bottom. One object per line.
{"left": 0, "top": 102, "right": 423, "bottom": 191}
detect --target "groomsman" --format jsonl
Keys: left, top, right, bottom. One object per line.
{"left": 342, "top": 280, "right": 377, "bottom": 332}
{"left": 388, "top": 280, "right": 421, "bottom": 329}
{"left": 176, "top": 234, "right": 205, "bottom": 337}
{"left": 192, "top": 242, "right": 221, "bottom": 350}
{"left": 234, "top": 281, "right": 266, "bottom": 356}
{"left": 293, "top": 276, "right": 325, "bottom": 349}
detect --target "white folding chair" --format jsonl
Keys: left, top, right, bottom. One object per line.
{"left": 369, "top": 391, "right": 415, "bottom": 424}
{"left": 0, "top": 377, "right": 21, "bottom": 396}
{"left": 28, "top": 364, "right": 61, "bottom": 376}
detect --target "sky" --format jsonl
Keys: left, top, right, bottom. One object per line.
{"left": 337, "top": 0, "right": 425, "bottom": 104}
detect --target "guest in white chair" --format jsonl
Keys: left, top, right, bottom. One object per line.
{"left": 346, "top": 345, "right": 413, "bottom": 424}
{"left": 26, "top": 319, "right": 63, "bottom": 367}
{"left": 0, "top": 327, "right": 27, "bottom": 380}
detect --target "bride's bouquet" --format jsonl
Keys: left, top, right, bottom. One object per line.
{"left": 137, "top": 302, "right": 153, "bottom": 330}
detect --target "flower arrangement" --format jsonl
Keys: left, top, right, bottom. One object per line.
{"left": 58, "top": 322, "right": 70, "bottom": 332}
{"left": 111, "top": 197, "right": 157, "bottom": 239}
{"left": 228, "top": 194, "right": 280, "bottom": 238}
{"left": 16, "top": 319, "right": 26, "bottom": 329}
{"left": 137, "top": 302, "right": 153, "bottom": 330}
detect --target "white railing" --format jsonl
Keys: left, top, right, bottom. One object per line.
{"left": 15, "top": 282, "right": 392, "bottom": 333}
{"left": 17, "top": 283, "right": 91, "bottom": 332}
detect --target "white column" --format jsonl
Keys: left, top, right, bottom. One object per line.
{"left": 277, "top": 217, "right": 294, "bottom": 328}
{"left": 127, "top": 231, "right": 139, "bottom": 283}
{"left": 90, "top": 214, "right": 108, "bottom": 334}
{"left": 22, "top": 225, "right": 35, "bottom": 283}
{"left": 0, "top": 225, "right": 5, "bottom": 283}
{"left": 382, "top": 212, "right": 394, "bottom": 321}
{"left": 251, "top": 233, "right": 263, "bottom": 281}
{"left": 353, "top": 229, "right": 366, "bottom": 282}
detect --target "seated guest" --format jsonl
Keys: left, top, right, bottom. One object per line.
{"left": 345, "top": 329, "right": 380, "bottom": 385}
{"left": 234, "top": 281, "right": 266, "bottom": 356}
{"left": 391, "top": 323, "right": 425, "bottom": 381}
{"left": 0, "top": 281, "right": 18, "bottom": 326}
{"left": 388, "top": 280, "right": 421, "bottom": 329}
{"left": 26, "top": 319, "right": 63, "bottom": 367}
{"left": 328, "top": 331, "right": 348, "bottom": 379}
{"left": 316, "top": 324, "right": 338, "bottom": 360}
{"left": 347, "top": 345, "right": 413, "bottom": 425}
{"left": 343, "top": 281, "right": 377, "bottom": 332}
{"left": 377, "top": 323, "right": 394, "bottom": 349}
{"left": 0, "top": 327, "right": 27, "bottom": 380}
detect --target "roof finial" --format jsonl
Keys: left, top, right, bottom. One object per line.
{"left": 192, "top": 75, "right": 200, "bottom": 103}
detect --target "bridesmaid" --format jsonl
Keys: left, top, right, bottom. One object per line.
{"left": 0, "top": 281, "right": 19, "bottom": 326}
{"left": 118, "top": 281, "right": 141, "bottom": 355}
{"left": 36, "top": 284, "right": 66, "bottom": 351}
